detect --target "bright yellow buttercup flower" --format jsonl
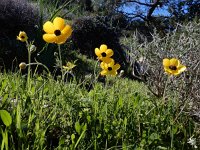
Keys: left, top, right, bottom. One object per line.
{"left": 100, "top": 59, "right": 120, "bottom": 76}
{"left": 95, "top": 44, "right": 114, "bottom": 63}
{"left": 43, "top": 17, "right": 72, "bottom": 44}
{"left": 163, "top": 58, "right": 186, "bottom": 75}
{"left": 17, "top": 31, "right": 28, "bottom": 42}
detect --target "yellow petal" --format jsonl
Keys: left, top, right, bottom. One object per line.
{"left": 43, "top": 34, "right": 56, "bottom": 43}
{"left": 100, "top": 62, "right": 106, "bottom": 69}
{"left": 108, "top": 59, "right": 115, "bottom": 67}
{"left": 100, "top": 70, "right": 108, "bottom": 76}
{"left": 102, "top": 57, "right": 112, "bottom": 63}
{"left": 100, "top": 44, "right": 107, "bottom": 52}
{"left": 106, "top": 49, "right": 114, "bottom": 57}
{"left": 170, "top": 58, "right": 179, "bottom": 67}
{"left": 17, "top": 36, "right": 27, "bottom": 42}
{"left": 164, "top": 67, "right": 182, "bottom": 75}
{"left": 17, "top": 31, "right": 28, "bottom": 42}
{"left": 113, "top": 63, "right": 120, "bottom": 70}
{"left": 171, "top": 69, "right": 182, "bottom": 75}
{"left": 95, "top": 48, "right": 101, "bottom": 57}
{"left": 164, "top": 67, "right": 172, "bottom": 74}
{"left": 66, "top": 62, "right": 76, "bottom": 69}
{"left": 63, "top": 66, "right": 69, "bottom": 70}
{"left": 109, "top": 70, "right": 117, "bottom": 76}
{"left": 16, "top": 36, "right": 21, "bottom": 40}
{"left": 53, "top": 17, "right": 65, "bottom": 30}
{"left": 56, "top": 34, "right": 68, "bottom": 44}
{"left": 43, "top": 21, "right": 55, "bottom": 34}
{"left": 62, "top": 25, "right": 72, "bottom": 38}
{"left": 178, "top": 65, "right": 186, "bottom": 72}
{"left": 163, "top": 58, "right": 170, "bottom": 67}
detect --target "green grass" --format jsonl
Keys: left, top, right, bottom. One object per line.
{"left": 0, "top": 72, "right": 198, "bottom": 149}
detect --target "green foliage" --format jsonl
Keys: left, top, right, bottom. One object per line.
{"left": 0, "top": 109, "right": 12, "bottom": 150}
{"left": 0, "top": 72, "right": 198, "bottom": 149}
{"left": 0, "top": 110, "right": 12, "bottom": 127}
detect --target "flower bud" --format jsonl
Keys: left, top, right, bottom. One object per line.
{"left": 19, "top": 62, "right": 27, "bottom": 70}
{"left": 30, "top": 44, "right": 37, "bottom": 53}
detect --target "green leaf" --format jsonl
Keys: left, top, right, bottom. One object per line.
{"left": 123, "top": 117, "right": 127, "bottom": 128}
{"left": 82, "top": 123, "right": 87, "bottom": 131}
{"left": 2, "top": 94, "right": 8, "bottom": 104}
{"left": 37, "top": 76, "right": 43, "bottom": 81}
{"left": 0, "top": 110, "right": 12, "bottom": 127}
{"left": 117, "top": 97, "right": 123, "bottom": 108}
{"left": 75, "top": 121, "right": 81, "bottom": 135}
{"left": 1, "top": 79, "right": 8, "bottom": 89}
{"left": 87, "top": 115, "right": 91, "bottom": 123}
{"left": 71, "top": 134, "right": 75, "bottom": 143}
{"left": 149, "top": 133, "right": 160, "bottom": 141}
{"left": 97, "top": 134, "right": 101, "bottom": 138}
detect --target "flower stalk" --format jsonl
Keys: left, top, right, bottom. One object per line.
{"left": 26, "top": 41, "right": 32, "bottom": 92}
{"left": 58, "top": 44, "right": 64, "bottom": 81}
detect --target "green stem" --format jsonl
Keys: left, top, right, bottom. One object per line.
{"left": 74, "top": 128, "right": 87, "bottom": 149}
{"left": 27, "top": 63, "right": 50, "bottom": 76}
{"left": 26, "top": 41, "right": 31, "bottom": 92}
{"left": 58, "top": 44, "right": 64, "bottom": 81}
{"left": 162, "top": 75, "right": 171, "bottom": 101}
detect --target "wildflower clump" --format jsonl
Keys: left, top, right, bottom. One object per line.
{"left": 43, "top": 17, "right": 72, "bottom": 44}
{"left": 163, "top": 58, "right": 186, "bottom": 75}
{"left": 95, "top": 44, "right": 120, "bottom": 76}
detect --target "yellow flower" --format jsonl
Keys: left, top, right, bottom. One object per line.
{"left": 100, "top": 59, "right": 121, "bottom": 76}
{"left": 63, "top": 61, "right": 76, "bottom": 71}
{"left": 95, "top": 44, "right": 114, "bottom": 63}
{"left": 163, "top": 58, "right": 186, "bottom": 75}
{"left": 19, "top": 62, "right": 27, "bottom": 70}
{"left": 43, "top": 17, "right": 72, "bottom": 44}
{"left": 17, "top": 31, "right": 28, "bottom": 42}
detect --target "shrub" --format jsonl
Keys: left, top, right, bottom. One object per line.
{"left": 0, "top": 0, "right": 41, "bottom": 70}
{"left": 71, "top": 16, "right": 129, "bottom": 71}
{"left": 123, "top": 21, "right": 200, "bottom": 113}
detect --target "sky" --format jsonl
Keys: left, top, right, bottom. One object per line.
{"left": 118, "top": 0, "right": 171, "bottom": 19}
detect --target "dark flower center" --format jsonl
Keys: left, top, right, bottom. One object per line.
{"left": 169, "top": 65, "right": 177, "bottom": 70}
{"left": 108, "top": 67, "right": 112, "bottom": 71}
{"left": 101, "top": 52, "right": 107, "bottom": 57}
{"left": 21, "top": 36, "right": 25, "bottom": 39}
{"left": 54, "top": 30, "right": 61, "bottom": 36}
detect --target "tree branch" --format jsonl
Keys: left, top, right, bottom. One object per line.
{"left": 116, "top": 10, "right": 147, "bottom": 21}
{"left": 146, "top": 0, "right": 162, "bottom": 20}
{"left": 124, "top": 0, "right": 153, "bottom": 7}
{"left": 117, "top": 0, "right": 165, "bottom": 23}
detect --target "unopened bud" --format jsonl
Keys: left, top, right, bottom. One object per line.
{"left": 54, "top": 52, "right": 58, "bottom": 57}
{"left": 30, "top": 44, "right": 37, "bottom": 53}
{"left": 19, "top": 62, "right": 27, "bottom": 70}
{"left": 119, "top": 70, "right": 124, "bottom": 77}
